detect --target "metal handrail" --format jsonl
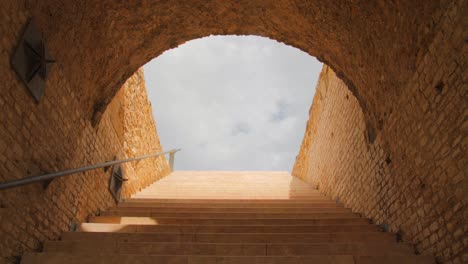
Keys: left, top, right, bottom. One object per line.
{"left": 0, "top": 148, "right": 180, "bottom": 191}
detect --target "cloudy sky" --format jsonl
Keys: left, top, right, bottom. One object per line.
{"left": 143, "top": 36, "right": 322, "bottom": 171}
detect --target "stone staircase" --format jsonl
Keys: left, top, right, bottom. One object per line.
{"left": 22, "top": 171, "right": 434, "bottom": 263}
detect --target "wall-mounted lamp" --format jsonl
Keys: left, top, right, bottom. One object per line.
{"left": 11, "top": 19, "right": 55, "bottom": 102}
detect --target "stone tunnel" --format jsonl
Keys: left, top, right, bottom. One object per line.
{"left": 0, "top": 1, "right": 466, "bottom": 263}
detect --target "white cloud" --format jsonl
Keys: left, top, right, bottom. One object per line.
{"left": 144, "top": 36, "right": 322, "bottom": 171}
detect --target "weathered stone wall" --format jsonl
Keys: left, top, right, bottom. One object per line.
{"left": 0, "top": 66, "right": 169, "bottom": 263}
{"left": 1, "top": 0, "right": 465, "bottom": 263}
{"left": 3, "top": 0, "right": 445, "bottom": 136}
{"left": 119, "top": 69, "right": 170, "bottom": 196}
{"left": 293, "top": 2, "right": 466, "bottom": 261}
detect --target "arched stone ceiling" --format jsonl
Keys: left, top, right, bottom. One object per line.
{"left": 28, "top": 0, "right": 440, "bottom": 135}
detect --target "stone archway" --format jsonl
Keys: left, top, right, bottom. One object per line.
{"left": 2, "top": 1, "right": 465, "bottom": 263}
{"left": 27, "top": 0, "right": 439, "bottom": 135}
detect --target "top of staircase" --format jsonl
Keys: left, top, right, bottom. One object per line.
{"left": 131, "top": 171, "right": 321, "bottom": 200}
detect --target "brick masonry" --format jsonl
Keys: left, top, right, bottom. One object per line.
{"left": 2, "top": 0, "right": 444, "bottom": 136}
{"left": 293, "top": 2, "right": 466, "bottom": 262}
{"left": 1, "top": 0, "right": 466, "bottom": 263}
{"left": 0, "top": 66, "right": 170, "bottom": 263}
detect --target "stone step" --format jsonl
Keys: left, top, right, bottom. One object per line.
{"left": 89, "top": 216, "right": 369, "bottom": 225}
{"left": 44, "top": 241, "right": 414, "bottom": 256}
{"left": 119, "top": 201, "right": 338, "bottom": 208}
{"left": 122, "top": 198, "right": 335, "bottom": 204}
{"left": 137, "top": 187, "right": 321, "bottom": 192}
{"left": 131, "top": 194, "right": 330, "bottom": 199}
{"left": 21, "top": 253, "right": 435, "bottom": 264}
{"left": 110, "top": 206, "right": 350, "bottom": 213}
{"left": 79, "top": 223, "right": 381, "bottom": 233}
{"left": 99, "top": 211, "right": 359, "bottom": 219}
{"left": 138, "top": 190, "right": 323, "bottom": 197}
{"left": 20, "top": 171, "right": 434, "bottom": 263}
{"left": 137, "top": 191, "right": 321, "bottom": 194}
{"left": 62, "top": 231, "right": 396, "bottom": 243}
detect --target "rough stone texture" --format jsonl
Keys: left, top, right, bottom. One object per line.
{"left": 117, "top": 69, "right": 170, "bottom": 196}
{"left": 0, "top": 66, "right": 169, "bottom": 263}
{"left": 1, "top": 0, "right": 466, "bottom": 263}
{"left": 293, "top": 3, "right": 466, "bottom": 259}
{"left": 3, "top": 0, "right": 445, "bottom": 134}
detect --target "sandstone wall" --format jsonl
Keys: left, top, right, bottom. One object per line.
{"left": 293, "top": 7, "right": 466, "bottom": 259}
{"left": 1, "top": 0, "right": 465, "bottom": 263}
{"left": 3, "top": 0, "right": 444, "bottom": 136}
{"left": 0, "top": 67, "right": 170, "bottom": 262}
